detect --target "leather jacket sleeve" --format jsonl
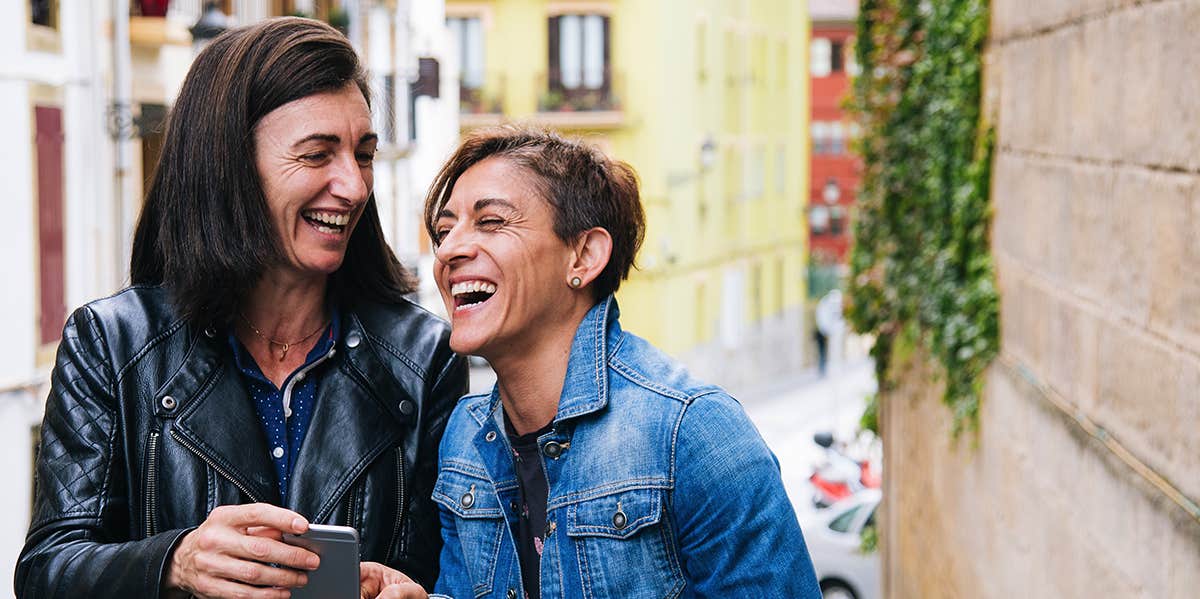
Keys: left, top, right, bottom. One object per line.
{"left": 15, "top": 306, "right": 190, "bottom": 599}
{"left": 397, "top": 349, "right": 469, "bottom": 590}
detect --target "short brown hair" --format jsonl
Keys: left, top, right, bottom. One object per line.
{"left": 424, "top": 127, "right": 646, "bottom": 299}
{"left": 131, "top": 17, "right": 414, "bottom": 327}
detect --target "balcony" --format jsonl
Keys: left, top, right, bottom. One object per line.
{"left": 531, "top": 68, "right": 625, "bottom": 131}
{"left": 459, "top": 74, "right": 506, "bottom": 129}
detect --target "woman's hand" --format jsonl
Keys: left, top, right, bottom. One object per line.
{"left": 360, "top": 562, "right": 428, "bottom": 599}
{"left": 164, "top": 503, "right": 320, "bottom": 599}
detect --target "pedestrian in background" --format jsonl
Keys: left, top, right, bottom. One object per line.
{"left": 423, "top": 127, "right": 821, "bottom": 598}
{"left": 16, "top": 18, "right": 465, "bottom": 599}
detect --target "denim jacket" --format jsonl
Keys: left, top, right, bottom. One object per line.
{"left": 432, "top": 297, "right": 821, "bottom": 599}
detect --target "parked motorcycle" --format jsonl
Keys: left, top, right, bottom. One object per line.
{"left": 809, "top": 431, "right": 881, "bottom": 509}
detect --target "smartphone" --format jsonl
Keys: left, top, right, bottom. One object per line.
{"left": 282, "top": 524, "right": 360, "bottom": 599}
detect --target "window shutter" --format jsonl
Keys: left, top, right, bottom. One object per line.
{"left": 548, "top": 16, "right": 561, "bottom": 91}
{"left": 35, "top": 106, "right": 66, "bottom": 345}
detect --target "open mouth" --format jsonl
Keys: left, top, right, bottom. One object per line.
{"left": 302, "top": 209, "right": 351, "bottom": 235}
{"left": 451, "top": 280, "right": 497, "bottom": 311}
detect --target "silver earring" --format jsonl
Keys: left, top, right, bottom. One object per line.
{"left": 570, "top": 276, "right": 583, "bottom": 288}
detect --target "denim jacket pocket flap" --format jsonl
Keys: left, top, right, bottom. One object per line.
{"left": 566, "top": 488, "right": 663, "bottom": 540}
{"left": 433, "top": 468, "right": 503, "bottom": 519}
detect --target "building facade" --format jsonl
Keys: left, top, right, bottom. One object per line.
{"left": 444, "top": 0, "right": 811, "bottom": 390}
{"left": 807, "top": 0, "right": 858, "bottom": 299}
{"left": 1, "top": 1, "right": 457, "bottom": 593}
{"left": 881, "top": 1, "right": 1200, "bottom": 597}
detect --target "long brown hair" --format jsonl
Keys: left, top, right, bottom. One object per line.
{"left": 131, "top": 17, "right": 414, "bottom": 327}
{"left": 424, "top": 126, "right": 645, "bottom": 299}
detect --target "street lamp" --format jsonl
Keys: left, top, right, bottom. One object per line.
{"left": 699, "top": 136, "right": 717, "bottom": 172}
{"left": 822, "top": 178, "right": 841, "bottom": 205}
{"left": 190, "top": 1, "right": 229, "bottom": 52}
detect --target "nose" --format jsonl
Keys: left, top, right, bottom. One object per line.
{"left": 328, "top": 152, "right": 370, "bottom": 203}
{"left": 434, "top": 222, "right": 476, "bottom": 266}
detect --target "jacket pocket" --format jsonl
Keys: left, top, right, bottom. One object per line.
{"left": 433, "top": 467, "right": 505, "bottom": 598}
{"left": 565, "top": 487, "right": 684, "bottom": 599}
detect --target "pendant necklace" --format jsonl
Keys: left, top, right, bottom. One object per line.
{"left": 239, "top": 313, "right": 329, "bottom": 361}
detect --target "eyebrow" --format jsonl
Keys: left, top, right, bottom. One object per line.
{"left": 435, "top": 197, "right": 517, "bottom": 221}
{"left": 291, "top": 132, "right": 379, "bottom": 149}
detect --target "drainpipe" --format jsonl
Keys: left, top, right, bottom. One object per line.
{"left": 110, "top": 0, "right": 135, "bottom": 284}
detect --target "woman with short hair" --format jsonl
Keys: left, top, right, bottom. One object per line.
{"left": 424, "top": 127, "right": 820, "bottom": 598}
{"left": 17, "top": 18, "right": 464, "bottom": 599}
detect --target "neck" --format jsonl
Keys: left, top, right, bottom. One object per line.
{"left": 241, "top": 270, "right": 330, "bottom": 342}
{"left": 489, "top": 300, "right": 595, "bottom": 436}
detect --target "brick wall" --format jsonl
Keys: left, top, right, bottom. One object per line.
{"left": 882, "top": 1, "right": 1200, "bottom": 596}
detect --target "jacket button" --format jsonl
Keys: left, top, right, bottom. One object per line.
{"left": 160, "top": 395, "right": 177, "bottom": 410}
{"left": 542, "top": 441, "right": 563, "bottom": 459}
{"left": 346, "top": 331, "right": 362, "bottom": 348}
{"left": 398, "top": 400, "right": 415, "bottom": 416}
{"left": 507, "top": 589, "right": 517, "bottom": 599}
{"left": 203, "top": 327, "right": 216, "bottom": 338}
{"left": 485, "top": 431, "right": 497, "bottom": 442}
{"left": 461, "top": 492, "right": 474, "bottom": 509}
{"left": 613, "top": 509, "right": 627, "bottom": 529}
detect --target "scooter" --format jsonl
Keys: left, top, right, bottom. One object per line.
{"left": 809, "top": 431, "right": 880, "bottom": 509}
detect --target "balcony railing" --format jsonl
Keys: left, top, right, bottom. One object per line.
{"left": 537, "top": 67, "right": 621, "bottom": 112}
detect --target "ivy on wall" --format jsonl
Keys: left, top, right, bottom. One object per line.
{"left": 847, "top": 0, "right": 998, "bottom": 432}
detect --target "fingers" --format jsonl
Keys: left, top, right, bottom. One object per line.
{"left": 246, "top": 526, "right": 284, "bottom": 541}
{"left": 211, "top": 503, "right": 309, "bottom": 534}
{"left": 200, "top": 553, "right": 309, "bottom": 590}
{"left": 190, "top": 576, "right": 294, "bottom": 599}
{"left": 237, "top": 533, "right": 320, "bottom": 571}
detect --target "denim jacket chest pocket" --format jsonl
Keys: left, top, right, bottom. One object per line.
{"left": 433, "top": 467, "right": 509, "bottom": 598}
{"left": 562, "top": 487, "right": 684, "bottom": 599}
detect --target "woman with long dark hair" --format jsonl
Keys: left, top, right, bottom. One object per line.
{"left": 17, "top": 18, "right": 464, "bottom": 599}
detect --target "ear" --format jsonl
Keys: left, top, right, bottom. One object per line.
{"left": 567, "top": 227, "right": 613, "bottom": 290}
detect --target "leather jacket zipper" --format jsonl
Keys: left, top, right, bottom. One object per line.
{"left": 145, "top": 431, "right": 160, "bottom": 537}
{"left": 386, "top": 445, "right": 407, "bottom": 557}
{"left": 170, "top": 430, "right": 263, "bottom": 502}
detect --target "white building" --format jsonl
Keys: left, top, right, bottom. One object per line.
{"left": 1, "top": 1, "right": 458, "bottom": 594}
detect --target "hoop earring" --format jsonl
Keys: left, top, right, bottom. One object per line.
{"left": 569, "top": 276, "right": 583, "bottom": 288}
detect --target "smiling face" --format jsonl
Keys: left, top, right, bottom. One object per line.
{"left": 254, "top": 83, "right": 377, "bottom": 280}
{"left": 432, "top": 157, "right": 581, "bottom": 359}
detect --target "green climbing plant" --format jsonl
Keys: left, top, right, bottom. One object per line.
{"left": 847, "top": 0, "right": 998, "bottom": 433}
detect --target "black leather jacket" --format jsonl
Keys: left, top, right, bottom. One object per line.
{"left": 15, "top": 286, "right": 467, "bottom": 598}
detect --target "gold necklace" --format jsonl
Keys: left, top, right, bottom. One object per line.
{"left": 239, "top": 313, "right": 329, "bottom": 361}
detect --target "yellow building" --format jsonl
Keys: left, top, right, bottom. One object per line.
{"left": 446, "top": 0, "right": 809, "bottom": 387}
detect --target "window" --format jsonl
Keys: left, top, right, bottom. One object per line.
{"left": 828, "top": 505, "right": 863, "bottom": 533}
{"left": 830, "top": 40, "right": 845, "bottom": 73}
{"left": 30, "top": 0, "right": 58, "bottom": 28}
{"left": 811, "top": 121, "right": 829, "bottom": 155}
{"left": 830, "top": 121, "right": 846, "bottom": 154}
{"left": 829, "top": 205, "right": 847, "bottom": 235}
{"left": 810, "top": 38, "right": 831, "bottom": 77}
{"left": 810, "top": 205, "right": 830, "bottom": 235}
{"left": 447, "top": 17, "right": 484, "bottom": 92}
{"left": 35, "top": 106, "right": 65, "bottom": 346}
{"left": 547, "top": 14, "right": 611, "bottom": 110}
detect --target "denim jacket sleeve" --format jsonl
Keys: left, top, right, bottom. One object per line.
{"left": 669, "top": 392, "right": 822, "bottom": 598}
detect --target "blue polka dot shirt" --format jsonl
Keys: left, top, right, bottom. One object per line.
{"left": 228, "top": 309, "right": 340, "bottom": 504}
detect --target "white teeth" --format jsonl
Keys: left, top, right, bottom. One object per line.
{"left": 304, "top": 211, "right": 349, "bottom": 226}
{"left": 450, "top": 280, "right": 498, "bottom": 297}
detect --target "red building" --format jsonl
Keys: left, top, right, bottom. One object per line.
{"left": 808, "top": 0, "right": 859, "bottom": 296}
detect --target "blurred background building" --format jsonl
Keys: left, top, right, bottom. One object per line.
{"left": 806, "top": 0, "right": 859, "bottom": 300}
{"left": 444, "top": 0, "right": 812, "bottom": 391}
{"left": 0, "top": 0, "right": 458, "bottom": 589}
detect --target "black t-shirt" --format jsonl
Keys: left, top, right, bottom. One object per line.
{"left": 504, "top": 412, "right": 552, "bottom": 599}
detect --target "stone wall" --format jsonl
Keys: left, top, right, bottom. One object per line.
{"left": 882, "top": 1, "right": 1200, "bottom": 596}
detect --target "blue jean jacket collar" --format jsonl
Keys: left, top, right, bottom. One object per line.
{"left": 464, "top": 296, "right": 621, "bottom": 429}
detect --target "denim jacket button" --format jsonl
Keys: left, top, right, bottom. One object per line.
{"left": 485, "top": 431, "right": 497, "bottom": 442}
{"left": 613, "top": 510, "right": 627, "bottom": 530}
{"left": 507, "top": 589, "right": 517, "bottom": 599}
{"left": 542, "top": 441, "right": 563, "bottom": 459}
{"left": 461, "top": 492, "right": 474, "bottom": 509}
